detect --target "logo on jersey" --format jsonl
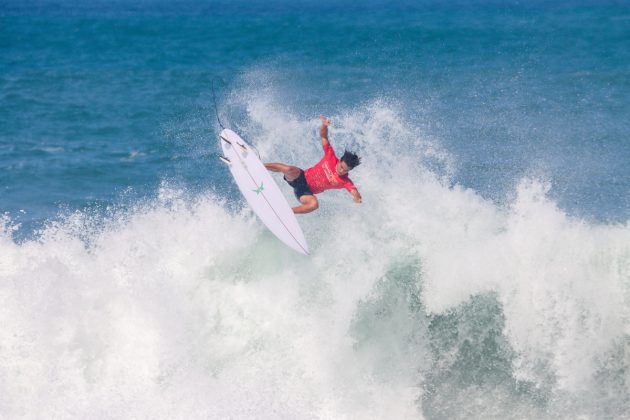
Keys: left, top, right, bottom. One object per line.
{"left": 322, "top": 162, "right": 337, "bottom": 183}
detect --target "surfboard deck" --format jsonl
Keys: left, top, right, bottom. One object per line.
{"left": 219, "top": 128, "right": 309, "bottom": 255}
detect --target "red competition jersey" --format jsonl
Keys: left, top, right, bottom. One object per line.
{"left": 304, "top": 143, "right": 356, "bottom": 194}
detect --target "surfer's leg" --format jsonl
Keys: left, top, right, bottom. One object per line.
{"left": 264, "top": 163, "right": 302, "bottom": 181}
{"left": 292, "top": 195, "right": 319, "bottom": 214}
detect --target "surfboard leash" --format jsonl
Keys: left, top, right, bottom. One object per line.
{"left": 211, "top": 79, "right": 226, "bottom": 130}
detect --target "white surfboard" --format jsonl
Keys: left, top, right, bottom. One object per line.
{"left": 219, "top": 128, "right": 309, "bottom": 255}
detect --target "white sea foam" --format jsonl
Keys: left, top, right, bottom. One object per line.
{"left": 1, "top": 95, "right": 629, "bottom": 419}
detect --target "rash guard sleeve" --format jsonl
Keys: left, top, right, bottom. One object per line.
{"left": 342, "top": 177, "right": 356, "bottom": 192}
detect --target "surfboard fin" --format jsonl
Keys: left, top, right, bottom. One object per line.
{"left": 221, "top": 134, "right": 247, "bottom": 152}
{"left": 218, "top": 155, "right": 231, "bottom": 166}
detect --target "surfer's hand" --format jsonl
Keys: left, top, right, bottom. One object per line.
{"left": 351, "top": 190, "right": 362, "bottom": 203}
{"left": 320, "top": 115, "right": 331, "bottom": 127}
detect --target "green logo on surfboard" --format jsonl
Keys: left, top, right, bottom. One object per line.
{"left": 252, "top": 183, "right": 264, "bottom": 195}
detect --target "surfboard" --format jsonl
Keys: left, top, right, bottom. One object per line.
{"left": 219, "top": 128, "right": 309, "bottom": 255}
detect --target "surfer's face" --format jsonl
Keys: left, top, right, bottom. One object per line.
{"left": 337, "top": 160, "right": 350, "bottom": 176}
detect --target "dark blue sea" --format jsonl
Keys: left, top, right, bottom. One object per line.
{"left": 2, "top": 1, "right": 629, "bottom": 418}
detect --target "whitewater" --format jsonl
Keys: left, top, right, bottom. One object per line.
{"left": 1, "top": 99, "right": 628, "bottom": 419}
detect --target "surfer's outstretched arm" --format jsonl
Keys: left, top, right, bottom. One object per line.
{"left": 319, "top": 115, "right": 331, "bottom": 148}
{"left": 350, "top": 188, "right": 362, "bottom": 203}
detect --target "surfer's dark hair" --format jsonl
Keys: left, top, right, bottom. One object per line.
{"left": 341, "top": 150, "right": 361, "bottom": 169}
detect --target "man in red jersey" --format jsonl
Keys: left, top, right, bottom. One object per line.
{"left": 264, "top": 115, "right": 362, "bottom": 214}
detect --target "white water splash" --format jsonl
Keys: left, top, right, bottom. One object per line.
{"left": 1, "top": 92, "right": 629, "bottom": 419}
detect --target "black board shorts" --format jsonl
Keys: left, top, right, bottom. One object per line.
{"left": 284, "top": 170, "right": 314, "bottom": 200}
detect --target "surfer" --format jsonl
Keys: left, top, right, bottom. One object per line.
{"left": 264, "top": 116, "right": 362, "bottom": 214}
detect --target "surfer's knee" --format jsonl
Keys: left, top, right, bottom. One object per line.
{"left": 302, "top": 195, "right": 318, "bottom": 212}
{"left": 286, "top": 166, "right": 301, "bottom": 179}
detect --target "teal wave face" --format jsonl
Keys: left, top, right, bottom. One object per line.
{"left": 1, "top": 172, "right": 629, "bottom": 419}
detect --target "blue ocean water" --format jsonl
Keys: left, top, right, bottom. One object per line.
{"left": 1, "top": 1, "right": 629, "bottom": 419}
